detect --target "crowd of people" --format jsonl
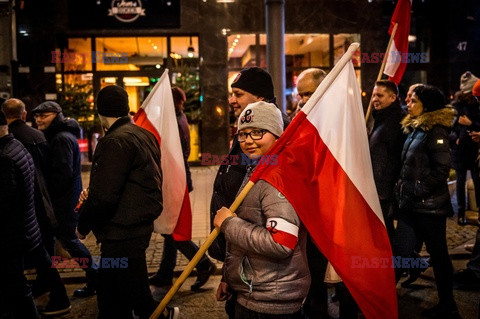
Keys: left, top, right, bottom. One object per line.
{"left": 1, "top": 65, "right": 480, "bottom": 319}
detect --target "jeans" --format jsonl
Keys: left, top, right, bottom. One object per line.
{"left": 0, "top": 255, "right": 39, "bottom": 319}
{"left": 155, "top": 234, "right": 211, "bottom": 285}
{"left": 455, "top": 167, "right": 480, "bottom": 215}
{"left": 27, "top": 244, "right": 69, "bottom": 303}
{"left": 56, "top": 220, "right": 96, "bottom": 283}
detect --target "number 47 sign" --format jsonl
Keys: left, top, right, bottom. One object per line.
{"left": 457, "top": 41, "right": 468, "bottom": 51}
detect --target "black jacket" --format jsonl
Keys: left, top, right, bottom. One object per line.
{"left": 208, "top": 113, "right": 290, "bottom": 261}
{"left": 43, "top": 114, "right": 82, "bottom": 227}
{"left": 9, "top": 119, "right": 56, "bottom": 229}
{"left": 395, "top": 107, "right": 455, "bottom": 216}
{"left": 369, "top": 101, "right": 406, "bottom": 200}
{"left": 449, "top": 93, "right": 480, "bottom": 170}
{"left": 0, "top": 134, "right": 41, "bottom": 255}
{"left": 78, "top": 116, "right": 163, "bottom": 241}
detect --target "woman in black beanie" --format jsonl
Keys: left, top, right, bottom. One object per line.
{"left": 393, "top": 85, "right": 460, "bottom": 318}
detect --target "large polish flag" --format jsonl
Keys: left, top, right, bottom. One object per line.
{"left": 133, "top": 70, "right": 192, "bottom": 241}
{"left": 251, "top": 57, "right": 397, "bottom": 318}
{"left": 384, "top": 0, "right": 411, "bottom": 85}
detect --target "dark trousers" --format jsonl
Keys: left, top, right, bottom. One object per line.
{"left": 234, "top": 302, "right": 303, "bottom": 319}
{"left": 0, "top": 254, "right": 39, "bottom": 319}
{"left": 155, "top": 234, "right": 211, "bottom": 285}
{"left": 467, "top": 227, "right": 480, "bottom": 278}
{"left": 335, "top": 282, "right": 358, "bottom": 319}
{"left": 97, "top": 237, "right": 155, "bottom": 319}
{"left": 393, "top": 212, "right": 456, "bottom": 308}
{"left": 303, "top": 235, "right": 329, "bottom": 318}
{"left": 380, "top": 198, "right": 395, "bottom": 241}
{"left": 27, "top": 244, "right": 69, "bottom": 303}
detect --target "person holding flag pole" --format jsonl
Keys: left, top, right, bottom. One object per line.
{"left": 214, "top": 101, "right": 309, "bottom": 318}
{"left": 150, "top": 42, "right": 398, "bottom": 319}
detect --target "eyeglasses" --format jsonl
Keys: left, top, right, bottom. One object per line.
{"left": 34, "top": 113, "right": 56, "bottom": 120}
{"left": 298, "top": 91, "right": 314, "bottom": 99}
{"left": 237, "top": 129, "right": 268, "bottom": 142}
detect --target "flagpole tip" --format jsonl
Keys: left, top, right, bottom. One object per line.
{"left": 347, "top": 43, "right": 360, "bottom": 53}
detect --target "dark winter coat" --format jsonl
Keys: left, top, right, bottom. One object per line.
{"left": 369, "top": 101, "right": 406, "bottom": 200}
{"left": 77, "top": 116, "right": 163, "bottom": 242}
{"left": 0, "top": 134, "right": 42, "bottom": 255}
{"left": 176, "top": 110, "right": 193, "bottom": 192}
{"left": 9, "top": 119, "right": 57, "bottom": 229}
{"left": 395, "top": 107, "right": 455, "bottom": 216}
{"left": 43, "top": 114, "right": 82, "bottom": 228}
{"left": 449, "top": 93, "right": 480, "bottom": 170}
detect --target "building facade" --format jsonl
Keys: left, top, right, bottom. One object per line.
{"left": 1, "top": 0, "right": 479, "bottom": 160}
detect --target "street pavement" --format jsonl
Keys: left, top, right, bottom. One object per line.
{"left": 29, "top": 166, "right": 480, "bottom": 318}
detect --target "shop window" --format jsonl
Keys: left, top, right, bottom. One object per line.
{"left": 227, "top": 33, "right": 330, "bottom": 69}
{"left": 170, "top": 36, "right": 199, "bottom": 60}
{"left": 334, "top": 33, "right": 361, "bottom": 67}
{"left": 95, "top": 37, "right": 168, "bottom": 71}
{"left": 54, "top": 38, "right": 92, "bottom": 72}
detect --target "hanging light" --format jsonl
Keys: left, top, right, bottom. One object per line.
{"left": 187, "top": 36, "right": 195, "bottom": 58}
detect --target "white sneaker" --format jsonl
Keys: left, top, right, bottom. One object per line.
{"left": 164, "top": 306, "right": 179, "bottom": 319}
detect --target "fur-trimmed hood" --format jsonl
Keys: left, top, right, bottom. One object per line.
{"left": 401, "top": 107, "right": 455, "bottom": 134}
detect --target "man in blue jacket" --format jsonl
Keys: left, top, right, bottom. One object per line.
{"left": 32, "top": 101, "right": 96, "bottom": 298}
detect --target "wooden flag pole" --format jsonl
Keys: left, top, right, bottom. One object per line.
{"left": 149, "top": 181, "right": 255, "bottom": 319}
{"left": 364, "top": 23, "right": 398, "bottom": 123}
{"left": 150, "top": 41, "right": 361, "bottom": 319}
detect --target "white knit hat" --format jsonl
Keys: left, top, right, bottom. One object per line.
{"left": 460, "top": 71, "right": 479, "bottom": 93}
{"left": 237, "top": 101, "right": 283, "bottom": 138}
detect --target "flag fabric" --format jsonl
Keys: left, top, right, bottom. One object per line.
{"left": 384, "top": 0, "right": 412, "bottom": 85}
{"left": 133, "top": 70, "right": 192, "bottom": 241}
{"left": 251, "top": 62, "right": 397, "bottom": 318}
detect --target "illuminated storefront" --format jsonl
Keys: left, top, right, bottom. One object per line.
{"left": 11, "top": 0, "right": 471, "bottom": 160}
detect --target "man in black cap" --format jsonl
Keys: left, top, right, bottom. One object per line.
{"left": 76, "top": 85, "right": 177, "bottom": 319}
{"left": 32, "top": 101, "right": 97, "bottom": 298}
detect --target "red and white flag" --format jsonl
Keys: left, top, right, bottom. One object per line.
{"left": 251, "top": 61, "right": 397, "bottom": 318}
{"left": 384, "top": 0, "right": 412, "bottom": 85}
{"left": 134, "top": 70, "right": 192, "bottom": 241}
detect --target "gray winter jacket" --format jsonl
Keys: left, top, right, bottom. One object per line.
{"left": 221, "top": 179, "right": 310, "bottom": 315}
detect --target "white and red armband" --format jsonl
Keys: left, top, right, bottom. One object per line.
{"left": 266, "top": 217, "right": 299, "bottom": 250}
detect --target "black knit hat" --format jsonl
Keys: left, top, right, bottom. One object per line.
{"left": 0, "top": 111, "right": 6, "bottom": 125}
{"left": 32, "top": 101, "right": 62, "bottom": 114}
{"left": 96, "top": 85, "right": 130, "bottom": 117}
{"left": 231, "top": 67, "right": 275, "bottom": 101}
{"left": 413, "top": 85, "right": 447, "bottom": 113}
